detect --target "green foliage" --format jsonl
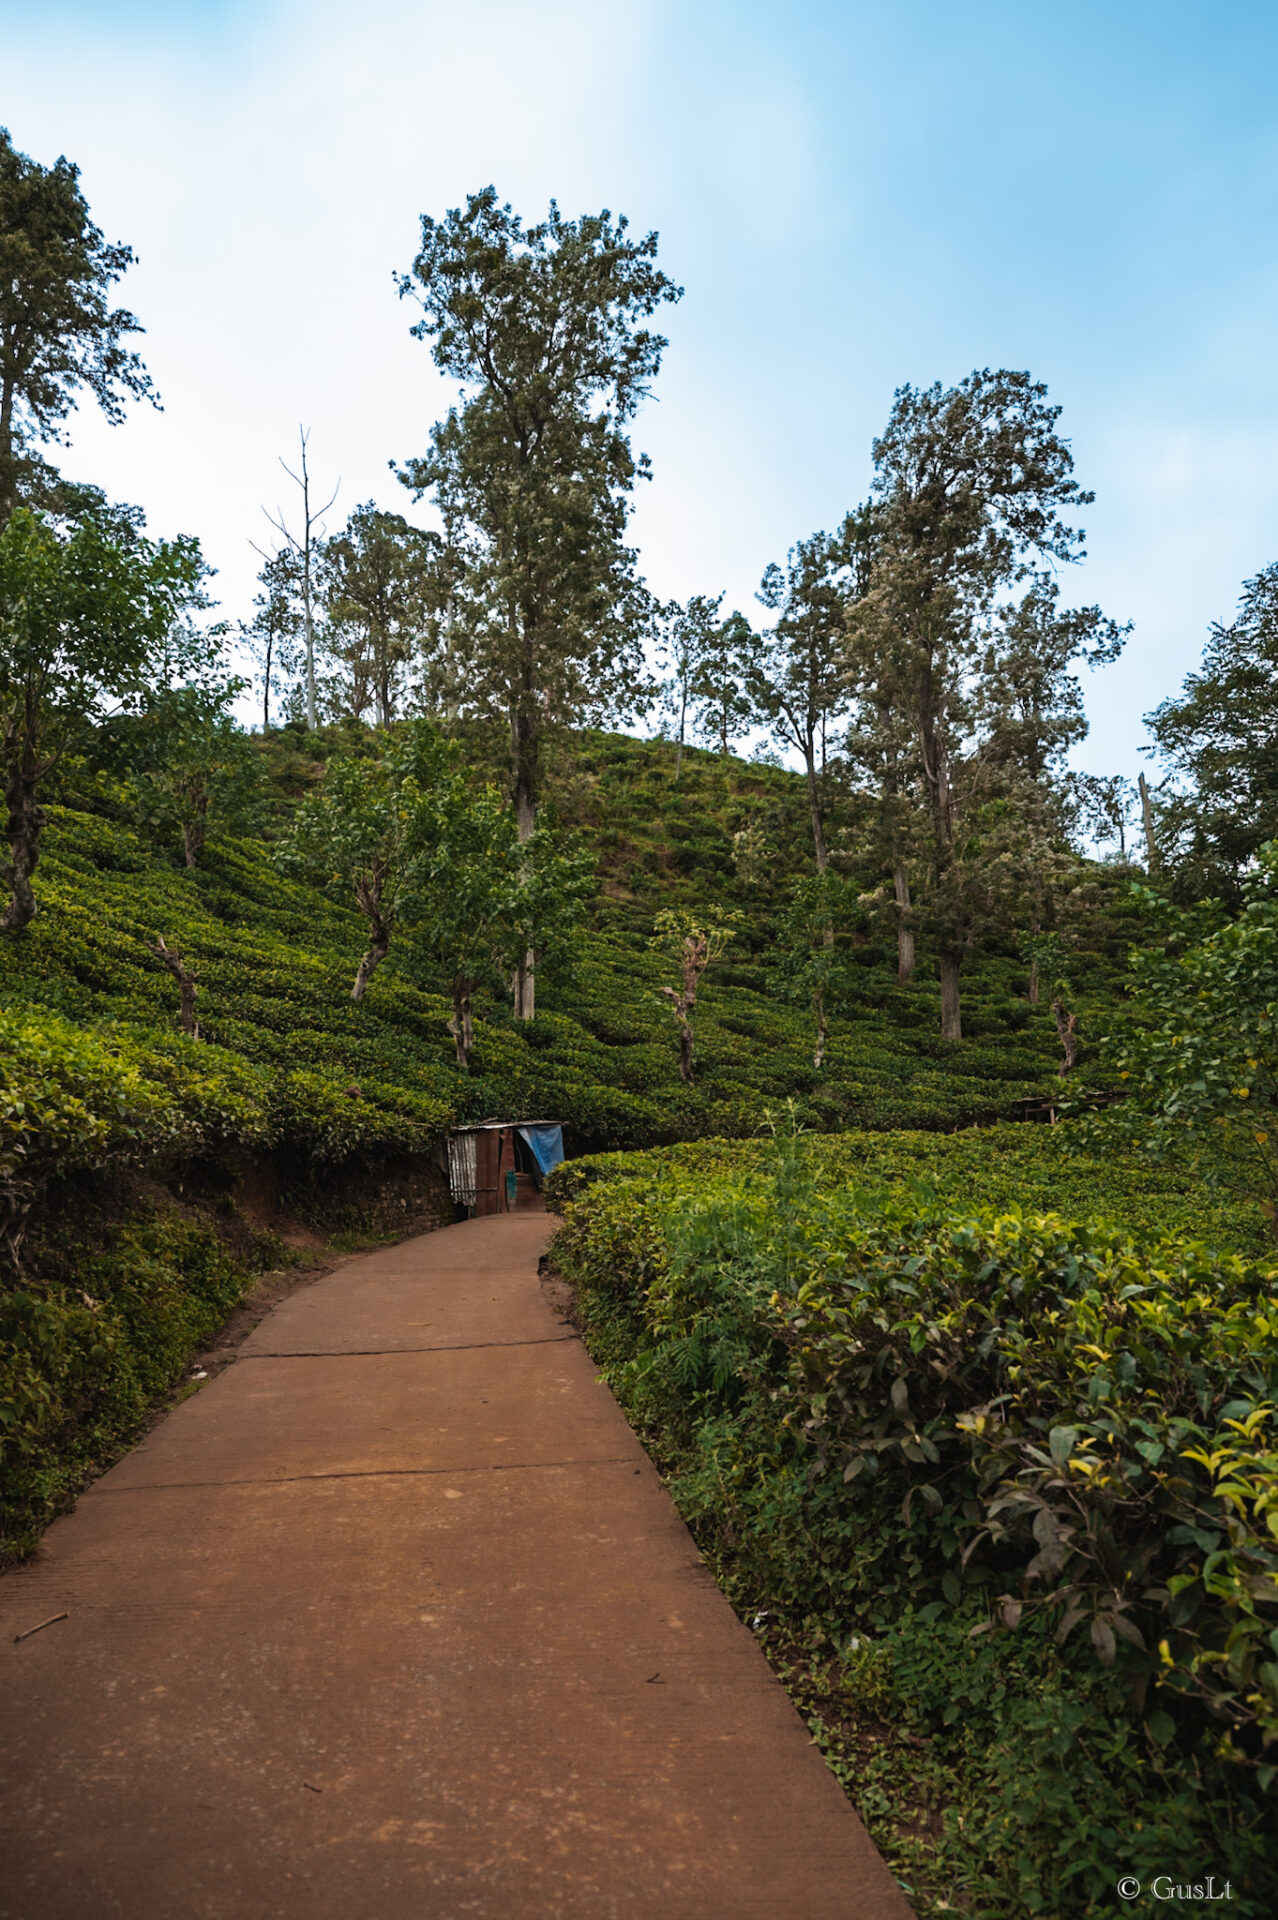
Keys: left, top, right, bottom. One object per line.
{"left": 0, "top": 504, "right": 207, "bottom": 927}
{"left": 549, "top": 1133, "right": 1278, "bottom": 1914}
{"left": 0, "top": 125, "right": 156, "bottom": 518}
{"left": 1086, "top": 846, "right": 1278, "bottom": 1228}
{"left": 396, "top": 186, "right": 680, "bottom": 818}
{"left": 122, "top": 679, "right": 264, "bottom": 867}
{"left": 1, "top": 1207, "right": 269, "bottom": 1558}
{"left": 277, "top": 722, "right": 592, "bottom": 1044}
{"left": 1146, "top": 564, "right": 1278, "bottom": 901}
{"left": 319, "top": 501, "right": 436, "bottom": 727}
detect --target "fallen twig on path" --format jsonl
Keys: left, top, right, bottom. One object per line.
{"left": 14, "top": 1610, "right": 68, "bottom": 1643}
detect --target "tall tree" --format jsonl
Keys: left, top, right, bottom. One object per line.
{"left": 240, "top": 547, "right": 302, "bottom": 733}
{"left": 1144, "top": 562, "right": 1278, "bottom": 902}
{"left": 752, "top": 517, "right": 868, "bottom": 871}
{"left": 656, "top": 593, "right": 722, "bottom": 780}
{"left": 260, "top": 429, "right": 337, "bottom": 732}
{"left": 979, "top": 573, "right": 1127, "bottom": 993}
{"left": 395, "top": 187, "right": 679, "bottom": 1016}
{"left": 0, "top": 507, "right": 203, "bottom": 928}
{"left": 977, "top": 574, "right": 1126, "bottom": 780}
{"left": 853, "top": 370, "right": 1095, "bottom": 1039}
{"left": 1073, "top": 772, "right": 1139, "bottom": 865}
{"left": 690, "top": 608, "right": 758, "bottom": 759}
{"left": 839, "top": 523, "right": 923, "bottom": 986}
{"left": 776, "top": 871, "right": 858, "bottom": 1069}
{"left": 0, "top": 128, "right": 157, "bottom": 525}
{"left": 321, "top": 503, "right": 434, "bottom": 728}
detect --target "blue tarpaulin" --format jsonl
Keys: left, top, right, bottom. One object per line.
{"left": 518, "top": 1124, "right": 564, "bottom": 1183}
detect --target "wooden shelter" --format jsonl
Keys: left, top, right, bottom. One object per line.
{"left": 446, "top": 1121, "right": 564, "bottom": 1217}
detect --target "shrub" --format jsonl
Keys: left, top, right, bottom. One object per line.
{"left": 550, "top": 1132, "right": 1278, "bottom": 1915}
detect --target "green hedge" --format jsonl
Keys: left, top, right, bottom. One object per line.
{"left": 548, "top": 1132, "right": 1278, "bottom": 1917}
{"left": 1, "top": 1209, "right": 274, "bottom": 1558}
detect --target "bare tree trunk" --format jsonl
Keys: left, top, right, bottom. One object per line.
{"left": 1, "top": 746, "right": 42, "bottom": 934}
{"left": 918, "top": 657, "right": 963, "bottom": 1040}
{"left": 0, "top": 377, "right": 16, "bottom": 529}
{"left": 1028, "top": 958, "right": 1040, "bottom": 1005}
{"left": 676, "top": 1010, "right": 694, "bottom": 1083}
{"left": 352, "top": 932, "right": 389, "bottom": 1002}
{"left": 1138, "top": 772, "right": 1159, "bottom": 873}
{"left": 803, "top": 749, "right": 829, "bottom": 874}
{"left": 813, "top": 987, "right": 827, "bottom": 1070}
{"left": 449, "top": 984, "right": 474, "bottom": 1068}
{"left": 939, "top": 952, "right": 962, "bottom": 1041}
{"left": 301, "top": 485, "right": 316, "bottom": 728}
{"left": 1051, "top": 996, "right": 1078, "bottom": 1075}
{"left": 154, "top": 937, "right": 199, "bottom": 1036}
{"left": 351, "top": 874, "right": 390, "bottom": 1002}
{"left": 264, "top": 429, "right": 337, "bottom": 735}
{"left": 661, "top": 935, "right": 710, "bottom": 1084}
{"left": 511, "top": 677, "right": 538, "bottom": 1021}
{"left": 181, "top": 799, "right": 207, "bottom": 870}
{"left": 674, "top": 682, "right": 687, "bottom": 781}
{"left": 262, "top": 628, "right": 273, "bottom": 733}
{"left": 893, "top": 865, "right": 915, "bottom": 984}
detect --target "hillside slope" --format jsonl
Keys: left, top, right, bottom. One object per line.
{"left": 5, "top": 728, "right": 1135, "bottom": 1159}
{"left": 0, "top": 726, "right": 1142, "bottom": 1555}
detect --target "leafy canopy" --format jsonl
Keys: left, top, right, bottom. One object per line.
{"left": 396, "top": 187, "right": 681, "bottom": 817}
{"left": 1146, "top": 563, "right": 1278, "bottom": 902}
{"left": 0, "top": 127, "right": 156, "bottom": 520}
{"left": 0, "top": 507, "right": 204, "bottom": 758}
{"left": 1091, "top": 844, "right": 1278, "bottom": 1230}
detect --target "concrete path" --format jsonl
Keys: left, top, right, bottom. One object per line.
{"left": 0, "top": 1213, "right": 912, "bottom": 1920}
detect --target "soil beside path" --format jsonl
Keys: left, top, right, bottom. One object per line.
{"left": 0, "top": 1211, "right": 913, "bottom": 1920}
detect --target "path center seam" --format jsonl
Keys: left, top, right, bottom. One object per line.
{"left": 238, "top": 1334, "right": 577, "bottom": 1358}
{"left": 92, "top": 1457, "right": 639, "bottom": 1494}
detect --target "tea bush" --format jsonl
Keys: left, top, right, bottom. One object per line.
{"left": 1, "top": 1208, "right": 277, "bottom": 1558}
{"left": 548, "top": 1132, "right": 1278, "bottom": 1917}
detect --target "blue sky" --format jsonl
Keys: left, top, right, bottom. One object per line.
{"left": 4, "top": 0, "right": 1278, "bottom": 773}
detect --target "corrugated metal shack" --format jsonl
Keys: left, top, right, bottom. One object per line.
{"left": 446, "top": 1121, "right": 565, "bottom": 1217}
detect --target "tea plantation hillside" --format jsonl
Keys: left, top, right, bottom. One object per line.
{"left": 0, "top": 723, "right": 1143, "bottom": 1559}
{"left": 7, "top": 726, "right": 1138, "bottom": 1164}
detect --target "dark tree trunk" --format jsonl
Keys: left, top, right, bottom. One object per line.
{"left": 351, "top": 871, "right": 390, "bottom": 1002}
{"left": 262, "top": 629, "right": 273, "bottom": 733}
{"left": 181, "top": 805, "right": 206, "bottom": 870}
{"left": 1, "top": 750, "right": 43, "bottom": 933}
{"left": 510, "top": 669, "right": 538, "bottom": 1021}
{"left": 661, "top": 985, "right": 697, "bottom": 1083}
{"left": 676, "top": 1012, "right": 694, "bottom": 1084}
{"left": 1138, "top": 772, "right": 1159, "bottom": 873}
{"left": 893, "top": 865, "right": 915, "bottom": 985}
{"left": 661, "top": 935, "right": 709, "bottom": 1084}
{"left": 0, "top": 378, "right": 15, "bottom": 529}
{"left": 803, "top": 750, "right": 828, "bottom": 874}
{"left": 939, "top": 952, "right": 962, "bottom": 1041}
{"left": 1052, "top": 996, "right": 1079, "bottom": 1075}
{"left": 154, "top": 937, "right": 199, "bottom": 1036}
{"left": 1028, "top": 959, "right": 1040, "bottom": 1005}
